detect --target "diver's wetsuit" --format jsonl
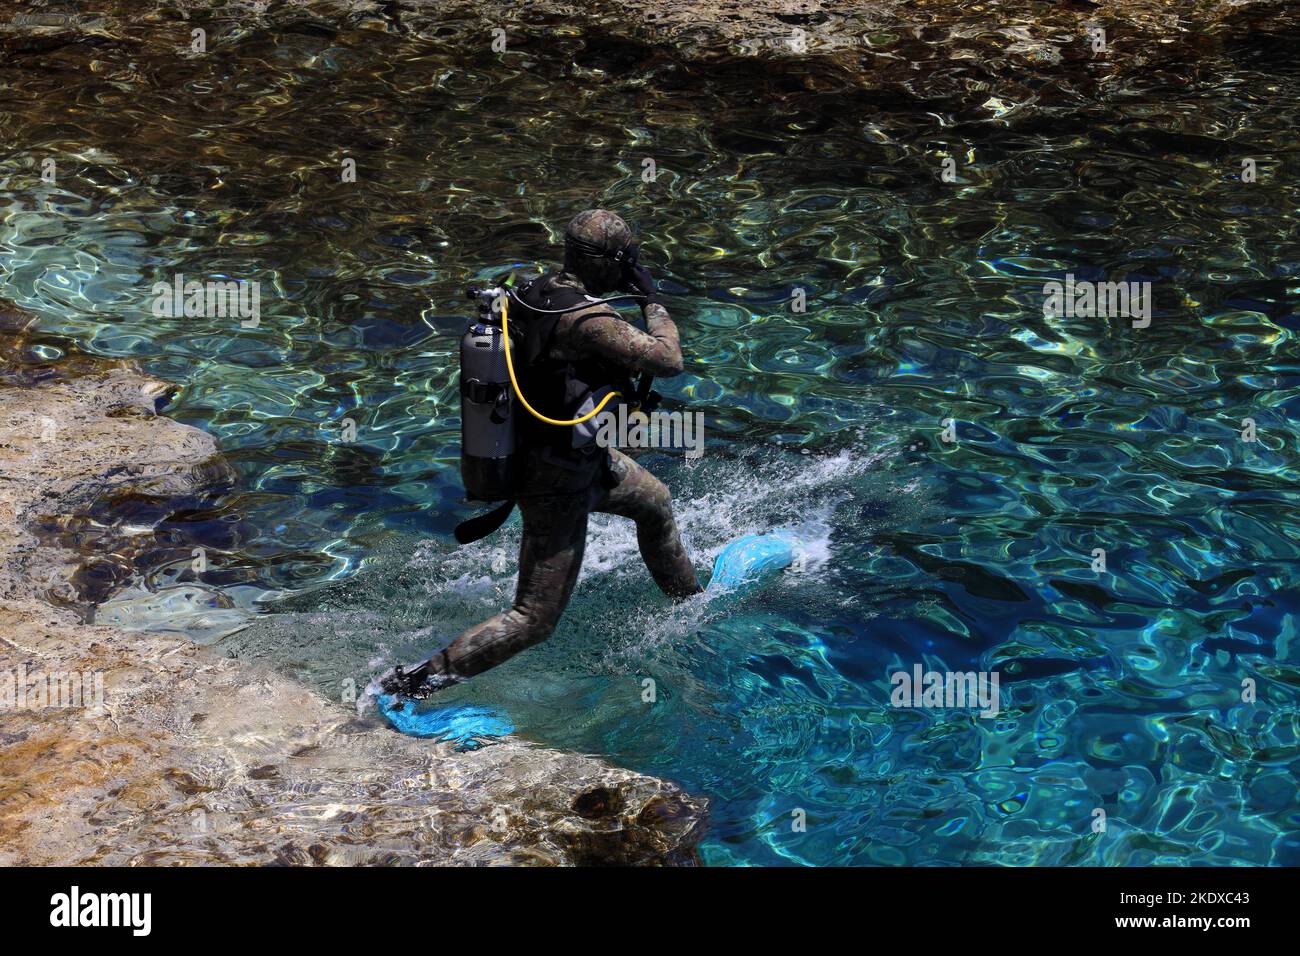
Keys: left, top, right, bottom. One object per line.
{"left": 404, "top": 272, "right": 700, "bottom": 694}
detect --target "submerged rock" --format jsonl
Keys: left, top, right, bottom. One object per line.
{"left": 0, "top": 599, "right": 704, "bottom": 865}
{"left": 0, "top": 305, "right": 705, "bottom": 865}
{"left": 0, "top": 342, "right": 235, "bottom": 609}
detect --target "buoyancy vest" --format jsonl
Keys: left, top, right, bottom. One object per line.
{"left": 513, "top": 272, "right": 635, "bottom": 470}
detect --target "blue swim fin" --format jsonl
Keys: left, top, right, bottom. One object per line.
{"left": 707, "top": 531, "right": 803, "bottom": 592}
{"left": 374, "top": 693, "right": 514, "bottom": 751}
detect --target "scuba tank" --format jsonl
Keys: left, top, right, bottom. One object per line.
{"left": 459, "top": 286, "right": 515, "bottom": 501}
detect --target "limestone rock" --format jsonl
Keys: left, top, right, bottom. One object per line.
{"left": 0, "top": 301, "right": 705, "bottom": 866}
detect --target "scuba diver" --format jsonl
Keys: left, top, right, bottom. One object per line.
{"left": 379, "top": 209, "right": 702, "bottom": 699}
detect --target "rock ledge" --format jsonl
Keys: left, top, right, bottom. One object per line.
{"left": 0, "top": 305, "right": 705, "bottom": 866}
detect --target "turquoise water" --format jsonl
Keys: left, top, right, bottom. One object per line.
{"left": 2, "top": 6, "right": 1300, "bottom": 865}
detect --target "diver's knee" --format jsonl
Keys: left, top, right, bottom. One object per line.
{"left": 640, "top": 481, "right": 675, "bottom": 525}
{"left": 509, "top": 605, "right": 558, "bottom": 645}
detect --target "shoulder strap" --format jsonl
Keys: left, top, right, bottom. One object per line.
{"left": 517, "top": 273, "right": 620, "bottom": 365}
{"left": 516, "top": 274, "right": 562, "bottom": 367}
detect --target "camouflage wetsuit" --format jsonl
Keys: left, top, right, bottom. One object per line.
{"left": 382, "top": 211, "right": 701, "bottom": 697}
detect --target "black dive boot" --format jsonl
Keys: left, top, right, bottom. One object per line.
{"left": 377, "top": 653, "right": 460, "bottom": 699}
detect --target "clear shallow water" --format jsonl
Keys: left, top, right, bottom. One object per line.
{"left": 2, "top": 4, "right": 1300, "bottom": 865}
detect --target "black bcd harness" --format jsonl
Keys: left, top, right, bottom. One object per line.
{"left": 454, "top": 273, "right": 653, "bottom": 545}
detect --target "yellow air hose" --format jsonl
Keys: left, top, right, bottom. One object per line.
{"left": 499, "top": 290, "right": 622, "bottom": 426}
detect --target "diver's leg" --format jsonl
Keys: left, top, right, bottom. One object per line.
{"left": 380, "top": 494, "right": 589, "bottom": 696}
{"left": 597, "top": 449, "right": 701, "bottom": 598}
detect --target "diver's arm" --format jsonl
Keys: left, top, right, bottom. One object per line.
{"left": 573, "top": 261, "right": 684, "bottom": 376}
{"left": 570, "top": 307, "right": 684, "bottom": 377}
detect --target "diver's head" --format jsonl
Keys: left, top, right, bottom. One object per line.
{"left": 563, "top": 209, "right": 636, "bottom": 294}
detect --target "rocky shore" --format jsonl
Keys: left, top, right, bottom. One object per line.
{"left": 4, "top": 1, "right": 1292, "bottom": 79}
{"left": 0, "top": 303, "right": 705, "bottom": 865}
